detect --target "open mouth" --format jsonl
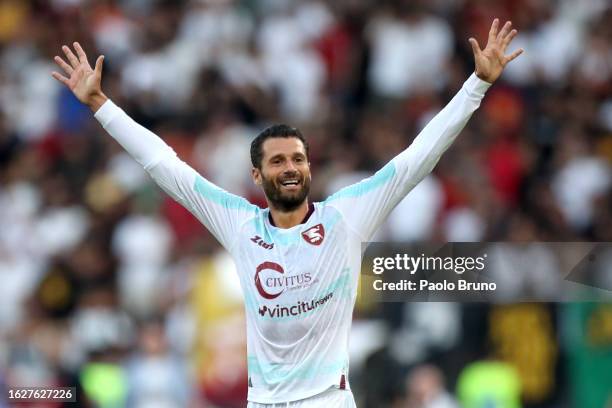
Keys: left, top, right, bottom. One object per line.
{"left": 279, "top": 178, "right": 301, "bottom": 190}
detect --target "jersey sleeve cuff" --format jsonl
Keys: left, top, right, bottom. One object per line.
{"left": 94, "top": 99, "right": 120, "bottom": 128}
{"left": 463, "top": 73, "right": 492, "bottom": 99}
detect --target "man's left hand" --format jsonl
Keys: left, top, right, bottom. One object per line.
{"left": 469, "top": 19, "right": 524, "bottom": 83}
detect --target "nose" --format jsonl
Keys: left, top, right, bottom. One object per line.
{"left": 283, "top": 160, "right": 297, "bottom": 172}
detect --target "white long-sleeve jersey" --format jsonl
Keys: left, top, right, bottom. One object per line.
{"left": 94, "top": 74, "right": 491, "bottom": 404}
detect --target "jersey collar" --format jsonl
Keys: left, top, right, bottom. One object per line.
{"left": 268, "top": 202, "right": 315, "bottom": 227}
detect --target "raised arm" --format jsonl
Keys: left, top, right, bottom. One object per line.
{"left": 52, "top": 43, "right": 258, "bottom": 251}
{"left": 52, "top": 43, "right": 176, "bottom": 169}
{"left": 392, "top": 19, "right": 524, "bottom": 186}
{"left": 325, "top": 19, "right": 524, "bottom": 241}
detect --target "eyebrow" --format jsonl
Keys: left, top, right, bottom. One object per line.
{"left": 268, "top": 152, "right": 306, "bottom": 161}
{"left": 268, "top": 154, "right": 285, "bottom": 162}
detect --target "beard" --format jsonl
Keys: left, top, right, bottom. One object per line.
{"left": 261, "top": 171, "right": 311, "bottom": 212}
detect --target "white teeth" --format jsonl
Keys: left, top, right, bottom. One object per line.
{"left": 281, "top": 180, "right": 299, "bottom": 186}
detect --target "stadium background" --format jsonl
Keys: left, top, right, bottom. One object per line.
{"left": 0, "top": 0, "right": 611, "bottom": 407}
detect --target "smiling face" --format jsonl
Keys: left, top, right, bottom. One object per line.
{"left": 252, "top": 137, "right": 311, "bottom": 212}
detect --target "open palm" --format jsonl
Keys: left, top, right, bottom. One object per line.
{"left": 469, "top": 19, "right": 524, "bottom": 83}
{"left": 52, "top": 42, "right": 105, "bottom": 106}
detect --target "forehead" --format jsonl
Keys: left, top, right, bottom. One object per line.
{"left": 261, "top": 137, "right": 306, "bottom": 159}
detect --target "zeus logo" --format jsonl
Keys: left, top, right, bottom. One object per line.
{"left": 250, "top": 235, "right": 274, "bottom": 250}
{"left": 255, "top": 262, "right": 285, "bottom": 300}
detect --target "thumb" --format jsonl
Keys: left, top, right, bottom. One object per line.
{"left": 468, "top": 38, "right": 481, "bottom": 56}
{"left": 94, "top": 55, "right": 104, "bottom": 75}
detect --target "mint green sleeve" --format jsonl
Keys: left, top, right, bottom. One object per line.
{"left": 325, "top": 74, "right": 491, "bottom": 241}
{"left": 95, "top": 100, "right": 258, "bottom": 251}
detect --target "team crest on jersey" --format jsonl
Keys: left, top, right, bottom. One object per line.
{"left": 302, "top": 223, "right": 325, "bottom": 246}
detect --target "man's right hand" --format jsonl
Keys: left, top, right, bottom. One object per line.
{"left": 52, "top": 42, "right": 108, "bottom": 112}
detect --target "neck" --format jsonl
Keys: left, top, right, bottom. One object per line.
{"left": 269, "top": 199, "right": 311, "bottom": 229}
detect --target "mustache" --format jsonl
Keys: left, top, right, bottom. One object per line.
{"left": 279, "top": 171, "right": 301, "bottom": 178}
{"left": 277, "top": 172, "right": 303, "bottom": 182}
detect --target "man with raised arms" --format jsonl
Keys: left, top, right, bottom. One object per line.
{"left": 52, "top": 18, "right": 522, "bottom": 407}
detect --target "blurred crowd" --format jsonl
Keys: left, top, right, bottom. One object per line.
{"left": 0, "top": 0, "right": 611, "bottom": 407}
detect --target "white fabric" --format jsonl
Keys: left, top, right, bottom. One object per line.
{"left": 443, "top": 207, "right": 485, "bottom": 242}
{"left": 94, "top": 73, "right": 490, "bottom": 404}
{"left": 367, "top": 15, "right": 453, "bottom": 97}
{"left": 385, "top": 175, "right": 444, "bottom": 242}
{"left": 552, "top": 156, "right": 611, "bottom": 229}
{"left": 247, "top": 387, "right": 355, "bottom": 408}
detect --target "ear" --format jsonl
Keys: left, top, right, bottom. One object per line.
{"left": 251, "top": 167, "right": 262, "bottom": 185}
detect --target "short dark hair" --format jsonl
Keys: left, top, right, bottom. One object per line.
{"left": 250, "top": 124, "right": 309, "bottom": 169}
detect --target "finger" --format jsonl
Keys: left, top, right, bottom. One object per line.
{"left": 73, "top": 42, "right": 89, "bottom": 65}
{"left": 488, "top": 18, "right": 499, "bottom": 42}
{"left": 505, "top": 48, "right": 524, "bottom": 64}
{"left": 51, "top": 71, "right": 70, "bottom": 86}
{"left": 54, "top": 56, "right": 73, "bottom": 75}
{"left": 62, "top": 45, "right": 80, "bottom": 69}
{"left": 502, "top": 29, "right": 518, "bottom": 48}
{"left": 497, "top": 21, "right": 512, "bottom": 42}
{"left": 469, "top": 37, "right": 482, "bottom": 57}
{"left": 94, "top": 55, "right": 104, "bottom": 75}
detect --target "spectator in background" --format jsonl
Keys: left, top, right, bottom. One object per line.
{"left": 456, "top": 360, "right": 522, "bottom": 408}
{"left": 125, "top": 318, "right": 191, "bottom": 408}
{"left": 402, "top": 364, "right": 459, "bottom": 408}
{"left": 367, "top": 1, "right": 453, "bottom": 98}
